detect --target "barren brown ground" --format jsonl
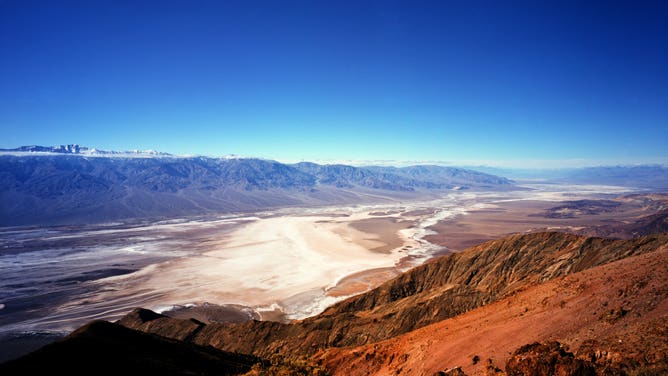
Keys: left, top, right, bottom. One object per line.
{"left": 318, "top": 245, "right": 668, "bottom": 376}
{"left": 425, "top": 198, "right": 657, "bottom": 251}
{"left": 347, "top": 217, "right": 412, "bottom": 253}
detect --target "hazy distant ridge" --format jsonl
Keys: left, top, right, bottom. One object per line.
{"left": 0, "top": 145, "right": 513, "bottom": 226}
{"left": 474, "top": 165, "right": 668, "bottom": 188}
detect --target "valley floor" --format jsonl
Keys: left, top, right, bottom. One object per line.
{"left": 0, "top": 183, "right": 662, "bottom": 362}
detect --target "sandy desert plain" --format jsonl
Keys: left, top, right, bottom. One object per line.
{"left": 0, "top": 182, "right": 639, "bottom": 359}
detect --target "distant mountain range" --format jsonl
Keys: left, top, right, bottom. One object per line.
{"left": 473, "top": 165, "right": 668, "bottom": 189}
{"left": 0, "top": 145, "right": 513, "bottom": 226}
{"left": 3, "top": 145, "right": 665, "bottom": 226}
{"left": 1, "top": 144, "right": 173, "bottom": 158}
{"left": 560, "top": 165, "right": 668, "bottom": 189}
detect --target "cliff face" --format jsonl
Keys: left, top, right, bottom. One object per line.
{"left": 119, "top": 232, "right": 668, "bottom": 359}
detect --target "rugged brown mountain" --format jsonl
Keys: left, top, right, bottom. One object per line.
{"left": 4, "top": 231, "right": 667, "bottom": 375}
{"left": 319, "top": 241, "right": 668, "bottom": 375}
{"left": 119, "top": 232, "right": 668, "bottom": 359}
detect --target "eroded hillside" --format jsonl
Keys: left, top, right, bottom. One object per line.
{"left": 3, "top": 231, "right": 667, "bottom": 375}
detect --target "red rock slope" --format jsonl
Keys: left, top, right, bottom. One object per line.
{"left": 318, "top": 243, "right": 668, "bottom": 375}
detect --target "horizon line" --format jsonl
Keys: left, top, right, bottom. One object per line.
{"left": 1, "top": 144, "right": 667, "bottom": 170}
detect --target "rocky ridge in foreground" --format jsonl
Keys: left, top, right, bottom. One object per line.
{"left": 2, "top": 231, "right": 667, "bottom": 375}
{"left": 119, "top": 232, "right": 668, "bottom": 359}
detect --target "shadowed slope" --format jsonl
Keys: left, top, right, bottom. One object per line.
{"left": 0, "top": 320, "right": 262, "bottom": 375}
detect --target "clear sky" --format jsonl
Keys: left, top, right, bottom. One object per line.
{"left": 1, "top": 0, "right": 666, "bottom": 167}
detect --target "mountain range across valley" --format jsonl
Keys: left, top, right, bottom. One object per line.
{"left": 1, "top": 145, "right": 667, "bottom": 375}
{"left": 2, "top": 144, "right": 667, "bottom": 227}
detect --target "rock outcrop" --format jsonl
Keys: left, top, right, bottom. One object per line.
{"left": 505, "top": 342, "right": 596, "bottom": 376}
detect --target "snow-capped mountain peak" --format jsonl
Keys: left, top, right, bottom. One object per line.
{"left": 0, "top": 145, "right": 173, "bottom": 158}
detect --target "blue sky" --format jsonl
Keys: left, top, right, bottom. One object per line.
{"left": 1, "top": 0, "right": 666, "bottom": 167}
